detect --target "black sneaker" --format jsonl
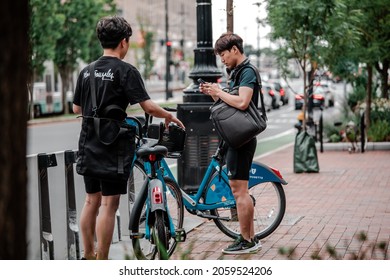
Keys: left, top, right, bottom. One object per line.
{"left": 222, "top": 235, "right": 261, "bottom": 255}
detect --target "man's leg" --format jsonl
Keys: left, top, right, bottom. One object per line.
{"left": 230, "top": 179, "right": 254, "bottom": 241}
{"left": 95, "top": 194, "right": 121, "bottom": 260}
{"left": 80, "top": 192, "right": 101, "bottom": 260}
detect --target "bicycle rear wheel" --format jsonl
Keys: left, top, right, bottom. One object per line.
{"left": 127, "top": 160, "right": 147, "bottom": 212}
{"left": 130, "top": 177, "right": 184, "bottom": 260}
{"left": 211, "top": 181, "right": 286, "bottom": 241}
{"left": 153, "top": 210, "right": 169, "bottom": 260}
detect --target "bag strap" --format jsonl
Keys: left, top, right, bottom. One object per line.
{"left": 233, "top": 63, "right": 267, "bottom": 121}
{"left": 88, "top": 62, "right": 119, "bottom": 146}
{"left": 88, "top": 62, "right": 98, "bottom": 117}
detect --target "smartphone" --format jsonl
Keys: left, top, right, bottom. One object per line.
{"left": 197, "top": 78, "right": 206, "bottom": 84}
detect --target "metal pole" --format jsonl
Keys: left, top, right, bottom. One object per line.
{"left": 165, "top": 0, "right": 172, "bottom": 100}
{"left": 64, "top": 150, "right": 80, "bottom": 260}
{"left": 254, "top": 2, "right": 261, "bottom": 68}
{"left": 226, "top": 0, "right": 234, "bottom": 32}
{"left": 37, "top": 153, "right": 57, "bottom": 260}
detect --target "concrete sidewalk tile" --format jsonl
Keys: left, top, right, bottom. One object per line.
{"left": 169, "top": 146, "right": 390, "bottom": 260}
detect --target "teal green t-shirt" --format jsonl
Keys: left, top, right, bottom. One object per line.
{"left": 229, "top": 66, "right": 259, "bottom": 107}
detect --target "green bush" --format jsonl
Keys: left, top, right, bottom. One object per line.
{"left": 368, "top": 120, "right": 390, "bottom": 142}
{"left": 347, "top": 85, "right": 366, "bottom": 110}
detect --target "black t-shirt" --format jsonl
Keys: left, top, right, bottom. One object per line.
{"left": 73, "top": 56, "right": 150, "bottom": 116}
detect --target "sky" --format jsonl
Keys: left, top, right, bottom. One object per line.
{"left": 211, "top": 0, "right": 271, "bottom": 48}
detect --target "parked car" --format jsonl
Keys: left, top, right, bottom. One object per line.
{"left": 262, "top": 81, "right": 281, "bottom": 109}
{"left": 294, "top": 90, "right": 325, "bottom": 110}
{"left": 260, "top": 86, "right": 273, "bottom": 112}
{"left": 313, "top": 82, "right": 335, "bottom": 107}
{"left": 268, "top": 79, "right": 290, "bottom": 105}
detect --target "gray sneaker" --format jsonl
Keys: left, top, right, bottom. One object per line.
{"left": 222, "top": 235, "right": 261, "bottom": 255}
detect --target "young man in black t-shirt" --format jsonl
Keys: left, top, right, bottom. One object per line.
{"left": 199, "top": 33, "right": 261, "bottom": 255}
{"left": 73, "top": 15, "right": 184, "bottom": 260}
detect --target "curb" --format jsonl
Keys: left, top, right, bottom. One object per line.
{"left": 316, "top": 141, "right": 390, "bottom": 151}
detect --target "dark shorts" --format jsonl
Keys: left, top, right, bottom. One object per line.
{"left": 84, "top": 176, "right": 127, "bottom": 196}
{"left": 225, "top": 137, "right": 257, "bottom": 180}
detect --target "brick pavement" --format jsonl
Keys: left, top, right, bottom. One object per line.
{"left": 170, "top": 144, "right": 390, "bottom": 260}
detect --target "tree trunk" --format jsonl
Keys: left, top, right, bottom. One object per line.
{"left": 59, "top": 67, "right": 71, "bottom": 115}
{"left": 0, "top": 0, "right": 29, "bottom": 259}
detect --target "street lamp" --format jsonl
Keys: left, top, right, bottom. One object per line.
{"left": 177, "top": 0, "right": 222, "bottom": 192}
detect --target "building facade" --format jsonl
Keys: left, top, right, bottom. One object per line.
{"left": 115, "top": 0, "right": 197, "bottom": 80}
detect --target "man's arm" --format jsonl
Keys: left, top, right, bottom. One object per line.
{"left": 139, "top": 99, "right": 184, "bottom": 129}
{"left": 73, "top": 104, "right": 82, "bottom": 115}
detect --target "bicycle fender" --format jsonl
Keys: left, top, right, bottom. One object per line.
{"left": 249, "top": 161, "right": 288, "bottom": 187}
{"left": 148, "top": 179, "right": 167, "bottom": 213}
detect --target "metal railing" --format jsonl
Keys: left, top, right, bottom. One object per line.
{"left": 26, "top": 151, "right": 128, "bottom": 260}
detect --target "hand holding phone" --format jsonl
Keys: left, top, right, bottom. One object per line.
{"left": 197, "top": 78, "right": 206, "bottom": 84}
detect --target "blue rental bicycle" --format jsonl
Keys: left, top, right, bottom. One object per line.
{"left": 126, "top": 112, "right": 287, "bottom": 260}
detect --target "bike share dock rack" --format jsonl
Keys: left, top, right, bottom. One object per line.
{"left": 26, "top": 150, "right": 129, "bottom": 260}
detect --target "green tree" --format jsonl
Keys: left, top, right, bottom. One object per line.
{"left": 346, "top": 0, "right": 390, "bottom": 127}
{"left": 138, "top": 26, "right": 155, "bottom": 79}
{"left": 266, "top": 0, "right": 337, "bottom": 128}
{"left": 54, "top": 0, "right": 117, "bottom": 114}
{"left": 28, "top": 0, "right": 64, "bottom": 119}
{"left": 324, "top": 0, "right": 390, "bottom": 128}
{"left": 86, "top": 0, "right": 117, "bottom": 62}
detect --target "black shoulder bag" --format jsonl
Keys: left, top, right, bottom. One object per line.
{"left": 76, "top": 62, "right": 136, "bottom": 181}
{"left": 210, "top": 63, "right": 267, "bottom": 149}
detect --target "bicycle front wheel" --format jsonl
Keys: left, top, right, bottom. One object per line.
{"left": 211, "top": 181, "right": 286, "bottom": 241}
{"left": 130, "top": 177, "right": 184, "bottom": 260}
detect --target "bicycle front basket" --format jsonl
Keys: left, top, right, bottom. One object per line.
{"left": 160, "top": 124, "right": 186, "bottom": 153}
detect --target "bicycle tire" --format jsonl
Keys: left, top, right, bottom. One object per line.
{"left": 127, "top": 160, "right": 147, "bottom": 212}
{"left": 130, "top": 176, "right": 184, "bottom": 260}
{"left": 153, "top": 210, "right": 169, "bottom": 260}
{"left": 210, "top": 176, "right": 286, "bottom": 241}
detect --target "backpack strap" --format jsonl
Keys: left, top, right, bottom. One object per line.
{"left": 89, "top": 62, "right": 98, "bottom": 117}
{"left": 233, "top": 63, "right": 267, "bottom": 121}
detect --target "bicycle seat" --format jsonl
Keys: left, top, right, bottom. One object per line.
{"left": 136, "top": 145, "right": 168, "bottom": 160}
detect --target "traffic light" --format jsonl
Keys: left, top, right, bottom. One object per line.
{"left": 166, "top": 41, "right": 172, "bottom": 47}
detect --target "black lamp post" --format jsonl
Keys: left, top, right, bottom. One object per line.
{"left": 177, "top": 0, "right": 222, "bottom": 192}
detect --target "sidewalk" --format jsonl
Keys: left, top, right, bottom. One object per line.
{"left": 110, "top": 144, "right": 390, "bottom": 260}
{"left": 171, "top": 145, "right": 390, "bottom": 260}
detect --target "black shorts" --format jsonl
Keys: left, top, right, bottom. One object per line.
{"left": 84, "top": 176, "right": 127, "bottom": 196}
{"left": 225, "top": 137, "right": 257, "bottom": 180}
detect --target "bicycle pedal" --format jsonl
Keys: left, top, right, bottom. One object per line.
{"left": 130, "top": 232, "right": 145, "bottom": 239}
{"left": 175, "top": 228, "right": 186, "bottom": 242}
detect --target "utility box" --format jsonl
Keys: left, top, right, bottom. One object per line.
{"left": 177, "top": 103, "right": 219, "bottom": 193}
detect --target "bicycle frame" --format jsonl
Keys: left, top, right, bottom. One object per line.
{"left": 127, "top": 115, "right": 288, "bottom": 251}
{"left": 142, "top": 160, "right": 178, "bottom": 240}
{"left": 155, "top": 154, "right": 287, "bottom": 212}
